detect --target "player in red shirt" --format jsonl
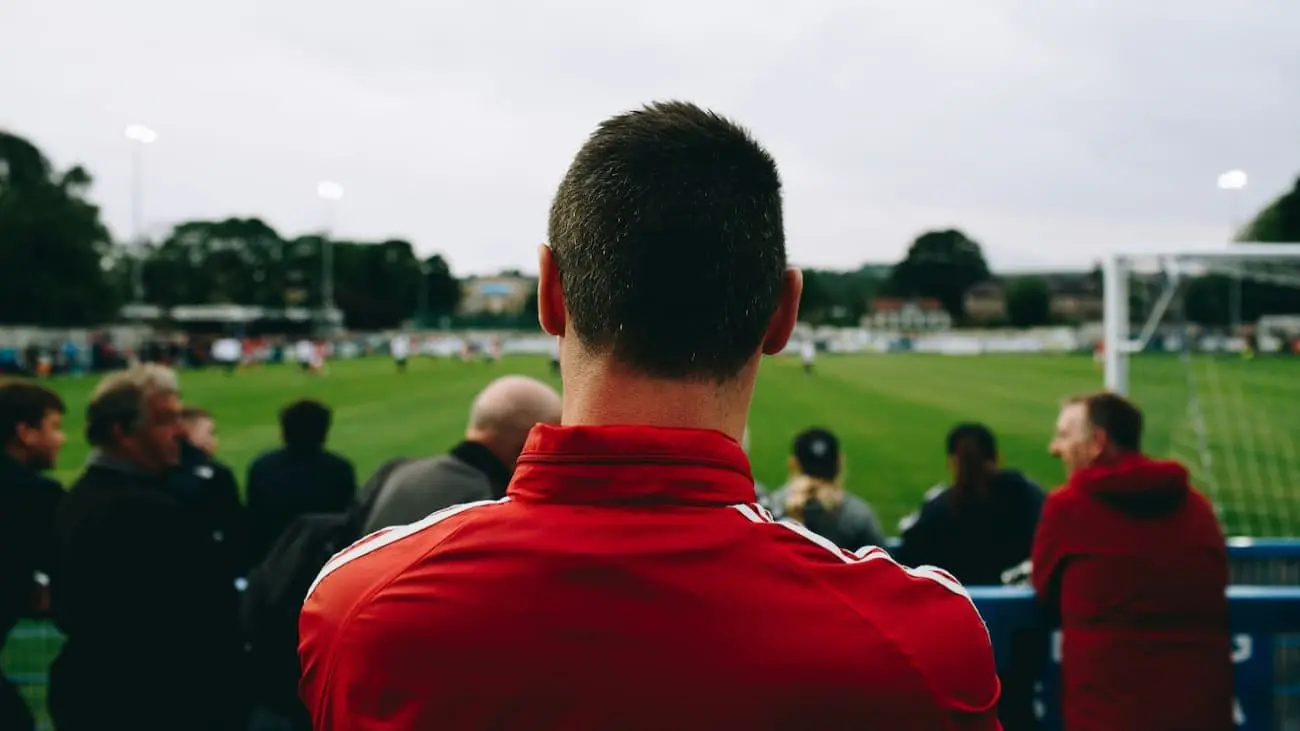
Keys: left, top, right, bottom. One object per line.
{"left": 1033, "top": 392, "right": 1233, "bottom": 731}
{"left": 299, "top": 101, "right": 1001, "bottom": 731}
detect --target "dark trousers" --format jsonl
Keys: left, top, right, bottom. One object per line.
{"left": 0, "top": 676, "right": 35, "bottom": 731}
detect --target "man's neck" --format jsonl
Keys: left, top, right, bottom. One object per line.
{"left": 559, "top": 358, "right": 752, "bottom": 441}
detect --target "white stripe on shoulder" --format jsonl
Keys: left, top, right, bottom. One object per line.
{"left": 729, "top": 502, "right": 972, "bottom": 601}
{"left": 304, "top": 497, "right": 508, "bottom": 602}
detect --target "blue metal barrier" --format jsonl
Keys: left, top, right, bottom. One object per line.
{"left": 881, "top": 537, "right": 1300, "bottom": 559}
{"left": 970, "top": 586, "right": 1300, "bottom": 731}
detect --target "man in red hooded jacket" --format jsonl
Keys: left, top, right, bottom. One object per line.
{"left": 1033, "top": 391, "right": 1233, "bottom": 731}
{"left": 298, "top": 101, "right": 1002, "bottom": 731}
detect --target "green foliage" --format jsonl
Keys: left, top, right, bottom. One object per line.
{"left": 1241, "top": 177, "right": 1300, "bottom": 243}
{"left": 887, "top": 229, "right": 992, "bottom": 319}
{"left": 798, "top": 268, "right": 883, "bottom": 326}
{"left": 0, "top": 131, "right": 120, "bottom": 325}
{"left": 1004, "top": 277, "right": 1052, "bottom": 328}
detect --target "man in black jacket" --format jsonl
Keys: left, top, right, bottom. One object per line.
{"left": 0, "top": 381, "right": 66, "bottom": 731}
{"left": 175, "top": 406, "right": 249, "bottom": 581}
{"left": 245, "top": 399, "right": 357, "bottom": 565}
{"left": 49, "top": 365, "right": 244, "bottom": 731}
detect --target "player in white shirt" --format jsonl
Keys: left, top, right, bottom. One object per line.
{"left": 391, "top": 333, "right": 410, "bottom": 373}
{"left": 800, "top": 340, "right": 816, "bottom": 375}
{"left": 212, "top": 337, "right": 242, "bottom": 375}
{"left": 295, "top": 338, "right": 315, "bottom": 373}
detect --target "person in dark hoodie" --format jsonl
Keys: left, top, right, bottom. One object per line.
{"left": 894, "top": 423, "right": 1044, "bottom": 585}
{"left": 1033, "top": 391, "right": 1232, "bottom": 731}
{"left": 894, "top": 423, "right": 1047, "bottom": 731}
{"left": 245, "top": 399, "right": 357, "bottom": 564}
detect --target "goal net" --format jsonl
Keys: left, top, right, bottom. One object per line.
{"left": 1102, "top": 244, "right": 1300, "bottom": 538}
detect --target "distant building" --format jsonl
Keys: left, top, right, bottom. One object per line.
{"left": 458, "top": 274, "right": 535, "bottom": 316}
{"left": 964, "top": 282, "right": 1007, "bottom": 323}
{"left": 964, "top": 273, "right": 1105, "bottom": 325}
{"left": 1040, "top": 273, "right": 1103, "bottom": 321}
{"left": 866, "top": 298, "right": 952, "bottom": 331}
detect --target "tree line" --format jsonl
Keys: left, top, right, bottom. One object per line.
{"left": 3, "top": 128, "right": 1300, "bottom": 330}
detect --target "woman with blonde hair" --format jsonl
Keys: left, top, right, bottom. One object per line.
{"left": 762, "top": 427, "right": 887, "bottom": 550}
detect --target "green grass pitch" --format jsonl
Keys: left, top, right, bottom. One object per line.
{"left": 33, "top": 352, "right": 1300, "bottom": 538}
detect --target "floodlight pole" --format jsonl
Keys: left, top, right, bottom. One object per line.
{"left": 124, "top": 124, "right": 157, "bottom": 305}
{"left": 315, "top": 181, "right": 343, "bottom": 328}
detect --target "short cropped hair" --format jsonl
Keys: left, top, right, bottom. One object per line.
{"left": 1067, "top": 391, "right": 1143, "bottom": 452}
{"left": 280, "top": 399, "right": 332, "bottom": 449}
{"left": 0, "top": 381, "right": 65, "bottom": 445}
{"left": 86, "top": 364, "right": 181, "bottom": 447}
{"left": 547, "top": 100, "right": 787, "bottom": 382}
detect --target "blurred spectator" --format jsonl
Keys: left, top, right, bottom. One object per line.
{"left": 244, "top": 456, "right": 412, "bottom": 731}
{"left": 299, "top": 101, "right": 999, "bottom": 730}
{"left": 894, "top": 423, "right": 1044, "bottom": 585}
{"left": 763, "top": 427, "right": 887, "bottom": 550}
{"left": 245, "top": 399, "right": 356, "bottom": 564}
{"left": 0, "top": 381, "right": 66, "bottom": 731}
{"left": 49, "top": 365, "right": 244, "bottom": 731}
{"left": 174, "top": 406, "right": 250, "bottom": 580}
{"left": 1033, "top": 392, "right": 1232, "bottom": 731}
{"left": 363, "top": 375, "right": 560, "bottom": 533}
{"left": 894, "top": 422, "right": 1046, "bottom": 731}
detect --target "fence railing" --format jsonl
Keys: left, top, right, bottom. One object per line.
{"left": 5, "top": 541, "right": 1300, "bottom": 731}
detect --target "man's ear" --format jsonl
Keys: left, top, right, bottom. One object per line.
{"left": 762, "top": 268, "right": 803, "bottom": 355}
{"left": 537, "top": 244, "right": 567, "bottom": 337}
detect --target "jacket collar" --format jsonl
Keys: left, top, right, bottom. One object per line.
{"left": 508, "top": 424, "right": 755, "bottom": 506}
{"left": 450, "top": 439, "right": 512, "bottom": 499}
{"left": 88, "top": 449, "right": 156, "bottom": 477}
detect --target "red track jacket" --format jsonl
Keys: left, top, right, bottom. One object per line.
{"left": 1032, "top": 454, "right": 1233, "bottom": 731}
{"left": 300, "top": 425, "right": 1001, "bottom": 731}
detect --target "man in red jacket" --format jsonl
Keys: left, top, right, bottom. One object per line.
{"left": 299, "top": 101, "right": 1001, "bottom": 731}
{"left": 1033, "top": 391, "right": 1233, "bottom": 731}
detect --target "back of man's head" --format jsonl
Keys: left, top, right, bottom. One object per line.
{"left": 546, "top": 101, "right": 789, "bottom": 383}
{"left": 466, "top": 375, "right": 562, "bottom": 465}
{"left": 1080, "top": 391, "right": 1143, "bottom": 453}
{"left": 280, "top": 399, "right": 332, "bottom": 450}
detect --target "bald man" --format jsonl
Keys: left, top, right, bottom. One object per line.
{"left": 362, "top": 375, "right": 562, "bottom": 533}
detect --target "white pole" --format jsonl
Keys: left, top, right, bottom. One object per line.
{"left": 315, "top": 181, "right": 344, "bottom": 327}
{"left": 123, "top": 124, "right": 157, "bottom": 305}
{"left": 1102, "top": 252, "right": 1129, "bottom": 394}
{"left": 1217, "top": 169, "right": 1248, "bottom": 333}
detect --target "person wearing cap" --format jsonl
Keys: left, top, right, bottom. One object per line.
{"left": 762, "top": 427, "right": 888, "bottom": 550}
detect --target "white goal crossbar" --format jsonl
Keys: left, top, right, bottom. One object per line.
{"left": 1102, "top": 243, "right": 1300, "bottom": 394}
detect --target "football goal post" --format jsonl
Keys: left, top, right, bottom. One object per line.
{"left": 1101, "top": 244, "right": 1300, "bottom": 538}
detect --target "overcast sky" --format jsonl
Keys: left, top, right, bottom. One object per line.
{"left": 3, "top": 0, "right": 1298, "bottom": 275}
